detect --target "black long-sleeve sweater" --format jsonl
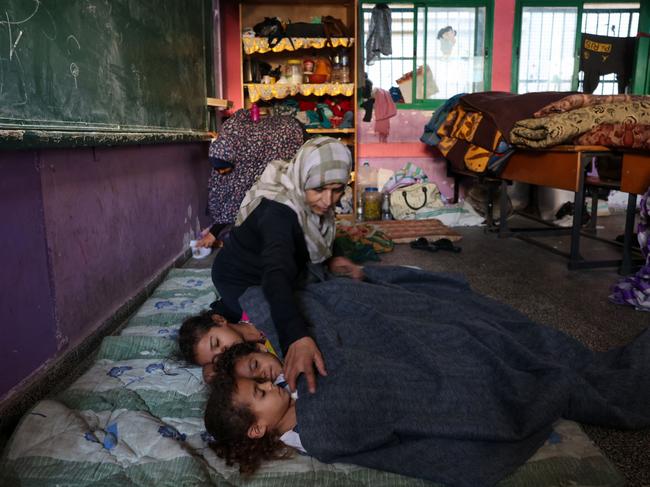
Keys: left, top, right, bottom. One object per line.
{"left": 211, "top": 199, "right": 311, "bottom": 352}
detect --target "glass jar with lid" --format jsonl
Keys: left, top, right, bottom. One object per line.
{"left": 363, "top": 187, "right": 382, "bottom": 221}
{"left": 339, "top": 52, "right": 350, "bottom": 83}
{"left": 287, "top": 59, "right": 303, "bottom": 85}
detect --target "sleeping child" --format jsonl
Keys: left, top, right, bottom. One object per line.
{"left": 205, "top": 342, "right": 302, "bottom": 474}
{"left": 217, "top": 341, "right": 285, "bottom": 384}
{"left": 178, "top": 310, "right": 275, "bottom": 382}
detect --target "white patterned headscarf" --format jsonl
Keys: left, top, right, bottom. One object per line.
{"left": 235, "top": 137, "right": 352, "bottom": 263}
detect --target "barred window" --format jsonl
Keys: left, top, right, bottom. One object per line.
{"left": 361, "top": 2, "right": 492, "bottom": 108}
{"left": 514, "top": 1, "right": 640, "bottom": 94}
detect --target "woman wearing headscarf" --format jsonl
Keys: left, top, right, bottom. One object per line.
{"left": 207, "top": 137, "right": 362, "bottom": 393}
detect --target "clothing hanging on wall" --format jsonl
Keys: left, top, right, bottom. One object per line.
{"left": 365, "top": 4, "right": 392, "bottom": 65}
{"left": 372, "top": 88, "right": 397, "bottom": 143}
{"left": 579, "top": 33, "right": 636, "bottom": 94}
{"left": 207, "top": 109, "right": 304, "bottom": 224}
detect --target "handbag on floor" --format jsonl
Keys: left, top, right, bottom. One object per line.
{"left": 389, "top": 182, "right": 443, "bottom": 220}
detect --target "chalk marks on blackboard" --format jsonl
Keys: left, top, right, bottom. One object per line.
{"left": 66, "top": 34, "right": 80, "bottom": 52}
{"left": 2, "top": 8, "right": 27, "bottom": 104}
{"left": 67, "top": 35, "right": 81, "bottom": 88}
{"left": 10, "top": 29, "right": 23, "bottom": 60}
{"left": 70, "top": 63, "right": 80, "bottom": 88}
{"left": 4, "top": 11, "right": 16, "bottom": 61}
{"left": 1, "top": 0, "right": 208, "bottom": 132}
{"left": 3, "top": 0, "right": 44, "bottom": 64}
{"left": 0, "top": 0, "right": 41, "bottom": 26}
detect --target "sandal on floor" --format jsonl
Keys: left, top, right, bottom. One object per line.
{"left": 409, "top": 237, "right": 462, "bottom": 253}
{"left": 410, "top": 237, "right": 435, "bottom": 252}
{"left": 432, "top": 238, "right": 462, "bottom": 253}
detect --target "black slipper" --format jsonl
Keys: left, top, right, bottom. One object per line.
{"left": 410, "top": 237, "right": 462, "bottom": 253}
{"left": 410, "top": 237, "right": 435, "bottom": 252}
{"left": 432, "top": 238, "right": 462, "bottom": 253}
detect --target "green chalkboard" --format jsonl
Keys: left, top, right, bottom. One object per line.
{"left": 0, "top": 0, "right": 210, "bottom": 134}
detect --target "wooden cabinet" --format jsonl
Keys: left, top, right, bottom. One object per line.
{"left": 239, "top": 1, "right": 358, "bottom": 186}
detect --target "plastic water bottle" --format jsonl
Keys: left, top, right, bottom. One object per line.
{"left": 357, "top": 162, "right": 378, "bottom": 193}
{"left": 381, "top": 192, "right": 392, "bottom": 220}
{"left": 356, "top": 192, "right": 364, "bottom": 221}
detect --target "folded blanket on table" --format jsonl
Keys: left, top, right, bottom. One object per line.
{"left": 436, "top": 91, "right": 572, "bottom": 174}
{"left": 241, "top": 265, "right": 650, "bottom": 487}
{"left": 511, "top": 100, "right": 650, "bottom": 149}
{"left": 574, "top": 122, "right": 650, "bottom": 150}
{"left": 420, "top": 93, "right": 465, "bottom": 146}
{"left": 534, "top": 93, "right": 650, "bottom": 117}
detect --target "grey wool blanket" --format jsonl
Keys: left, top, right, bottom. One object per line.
{"left": 240, "top": 266, "right": 650, "bottom": 487}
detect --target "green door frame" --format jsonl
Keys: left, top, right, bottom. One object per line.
{"left": 632, "top": 1, "right": 649, "bottom": 93}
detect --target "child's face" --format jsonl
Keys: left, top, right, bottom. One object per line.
{"left": 195, "top": 326, "right": 244, "bottom": 366}
{"left": 234, "top": 351, "right": 283, "bottom": 382}
{"left": 234, "top": 378, "right": 291, "bottom": 438}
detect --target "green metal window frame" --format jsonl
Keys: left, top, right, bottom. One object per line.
{"left": 632, "top": 1, "right": 650, "bottom": 93}
{"left": 511, "top": 0, "right": 645, "bottom": 94}
{"left": 359, "top": 0, "right": 494, "bottom": 110}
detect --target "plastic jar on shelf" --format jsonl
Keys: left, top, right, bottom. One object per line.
{"left": 287, "top": 59, "right": 303, "bottom": 85}
{"left": 363, "top": 187, "right": 382, "bottom": 221}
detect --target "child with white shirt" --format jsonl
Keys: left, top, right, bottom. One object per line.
{"left": 205, "top": 341, "right": 304, "bottom": 472}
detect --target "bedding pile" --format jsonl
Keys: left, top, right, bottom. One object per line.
{"left": 423, "top": 92, "right": 650, "bottom": 175}
{"left": 421, "top": 91, "right": 571, "bottom": 174}
{"left": 510, "top": 96, "right": 650, "bottom": 149}
{"left": 0, "top": 267, "right": 630, "bottom": 487}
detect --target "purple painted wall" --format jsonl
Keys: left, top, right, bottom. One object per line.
{"left": 0, "top": 153, "right": 58, "bottom": 396}
{"left": 0, "top": 143, "right": 211, "bottom": 401}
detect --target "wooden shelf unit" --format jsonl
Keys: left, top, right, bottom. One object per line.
{"left": 239, "top": 1, "right": 358, "bottom": 217}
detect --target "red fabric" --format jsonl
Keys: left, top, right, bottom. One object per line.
{"left": 373, "top": 88, "right": 397, "bottom": 142}
{"left": 325, "top": 98, "right": 353, "bottom": 117}
{"left": 574, "top": 122, "right": 650, "bottom": 149}
{"left": 299, "top": 101, "right": 317, "bottom": 111}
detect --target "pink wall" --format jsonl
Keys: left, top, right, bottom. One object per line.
{"left": 359, "top": 155, "right": 456, "bottom": 200}
{"left": 359, "top": 109, "right": 434, "bottom": 144}
{"left": 223, "top": 1, "right": 244, "bottom": 112}
{"left": 492, "top": 0, "right": 516, "bottom": 92}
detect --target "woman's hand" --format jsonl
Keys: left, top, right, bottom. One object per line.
{"left": 284, "top": 336, "right": 327, "bottom": 394}
{"left": 194, "top": 231, "right": 217, "bottom": 249}
{"left": 327, "top": 256, "right": 364, "bottom": 281}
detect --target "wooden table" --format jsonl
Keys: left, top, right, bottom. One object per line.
{"left": 496, "top": 146, "right": 649, "bottom": 273}
{"left": 618, "top": 152, "right": 650, "bottom": 273}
